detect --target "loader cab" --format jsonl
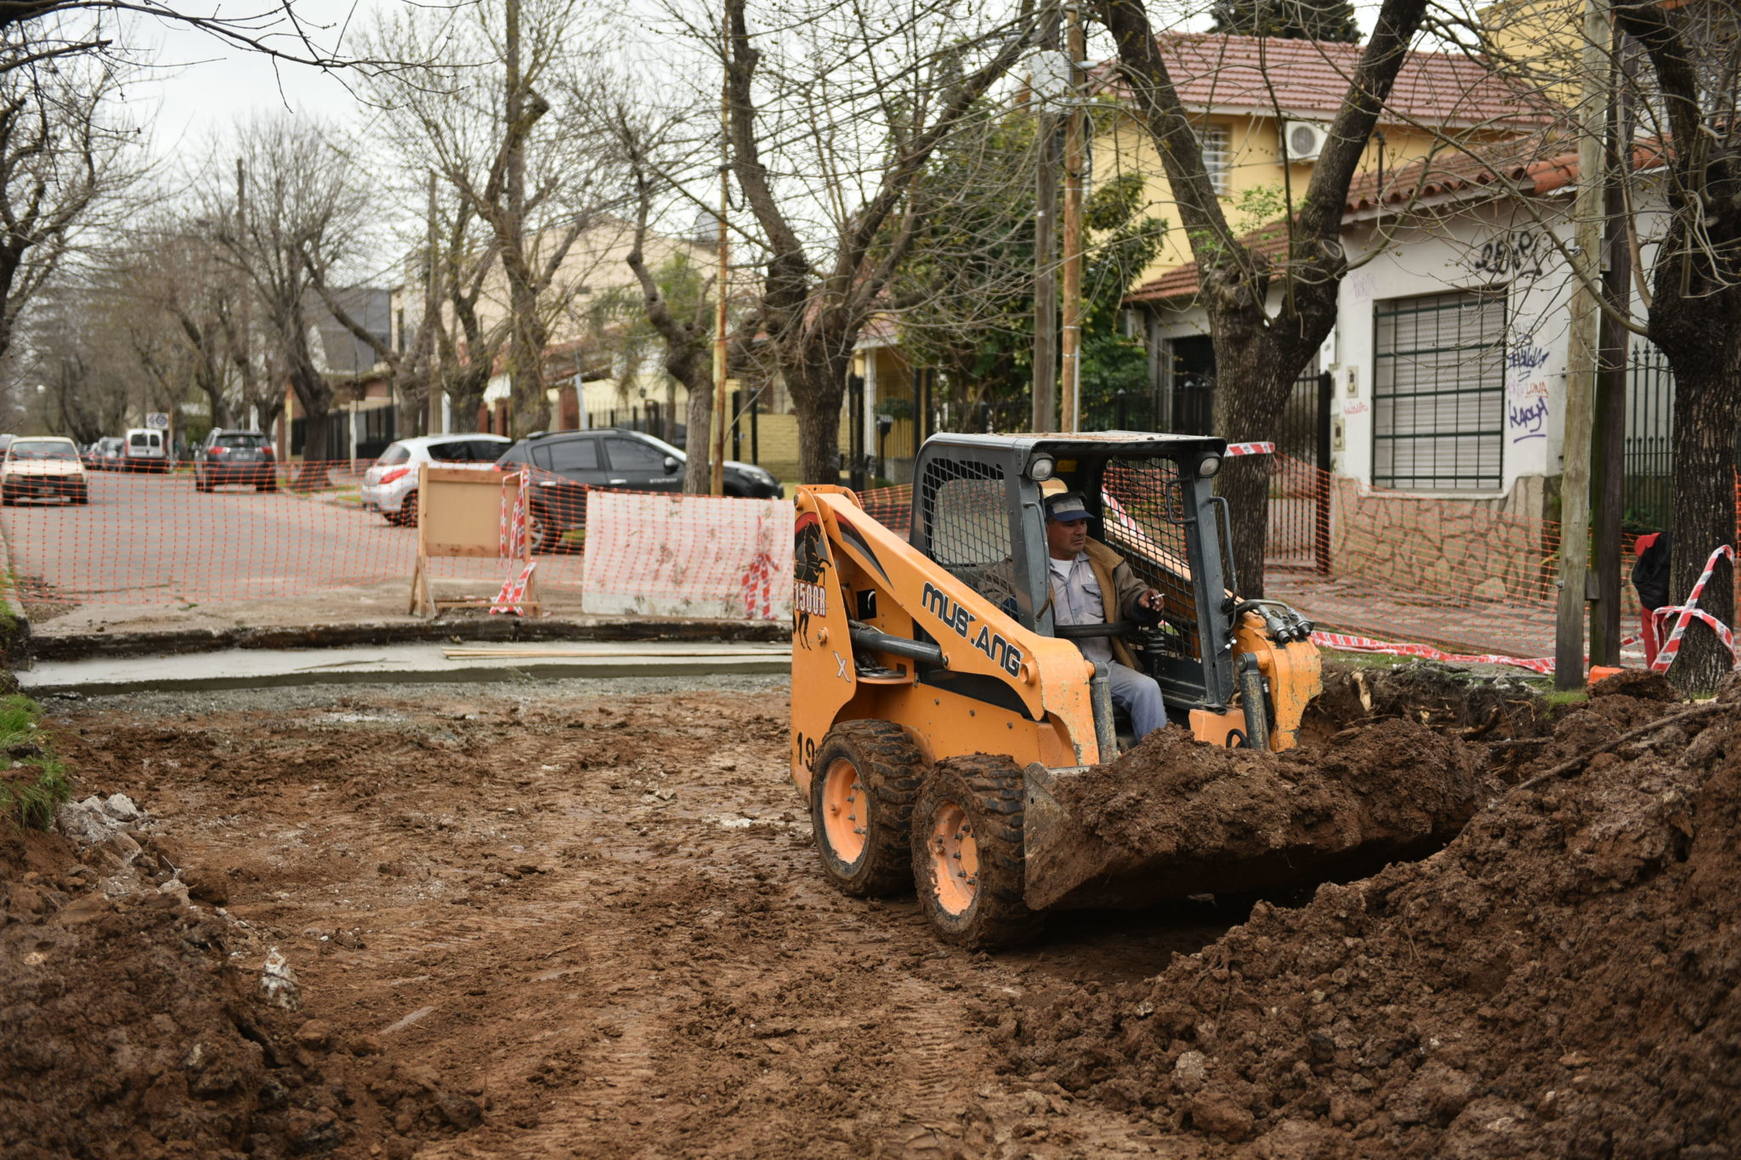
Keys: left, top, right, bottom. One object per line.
{"left": 907, "top": 431, "right": 1240, "bottom": 714}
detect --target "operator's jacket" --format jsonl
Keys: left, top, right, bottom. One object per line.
{"left": 985, "top": 538, "right": 1157, "bottom": 670}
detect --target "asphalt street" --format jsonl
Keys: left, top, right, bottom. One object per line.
{"left": 0, "top": 469, "right": 588, "bottom": 630}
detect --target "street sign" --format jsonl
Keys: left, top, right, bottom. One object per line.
{"left": 146, "top": 413, "right": 169, "bottom": 430}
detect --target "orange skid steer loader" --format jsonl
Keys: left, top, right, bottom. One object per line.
{"left": 790, "top": 432, "right": 1323, "bottom": 947}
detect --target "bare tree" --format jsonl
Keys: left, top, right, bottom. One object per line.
{"left": 699, "top": 0, "right": 1041, "bottom": 484}
{"left": 0, "top": 43, "right": 139, "bottom": 368}
{"left": 589, "top": 95, "right": 721, "bottom": 492}
{"left": 212, "top": 116, "right": 375, "bottom": 477}
{"left": 1596, "top": 0, "right": 1741, "bottom": 691}
{"left": 0, "top": 0, "right": 406, "bottom": 77}
{"left": 362, "top": 0, "right": 623, "bottom": 437}
{"left": 1093, "top": 0, "right": 1444, "bottom": 595}
{"left": 100, "top": 215, "right": 253, "bottom": 431}
{"left": 20, "top": 277, "right": 131, "bottom": 440}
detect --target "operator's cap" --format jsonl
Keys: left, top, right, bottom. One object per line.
{"left": 1044, "top": 491, "right": 1092, "bottom": 523}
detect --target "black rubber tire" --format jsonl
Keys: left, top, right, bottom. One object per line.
{"left": 809, "top": 720, "right": 926, "bottom": 898}
{"left": 195, "top": 472, "right": 211, "bottom": 492}
{"left": 910, "top": 755, "right": 1041, "bottom": 949}
{"left": 528, "top": 506, "right": 552, "bottom": 554}
{"left": 399, "top": 489, "right": 418, "bottom": 527}
{"left": 72, "top": 488, "right": 88, "bottom": 505}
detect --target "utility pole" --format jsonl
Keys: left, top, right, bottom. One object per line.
{"left": 1059, "top": 0, "right": 1085, "bottom": 432}
{"left": 1590, "top": 28, "right": 1631, "bottom": 666}
{"left": 236, "top": 158, "right": 263, "bottom": 448}
{"left": 503, "top": 0, "right": 542, "bottom": 438}
{"left": 711, "top": 10, "right": 730, "bottom": 496}
{"left": 425, "top": 170, "right": 444, "bottom": 437}
{"left": 1032, "top": 2, "right": 1061, "bottom": 433}
{"left": 1556, "top": 0, "right": 1610, "bottom": 690}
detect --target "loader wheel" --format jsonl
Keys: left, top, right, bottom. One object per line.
{"left": 911, "top": 755, "right": 1040, "bottom": 949}
{"left": 810, "top": 721, "right": 925, "bottom": 897}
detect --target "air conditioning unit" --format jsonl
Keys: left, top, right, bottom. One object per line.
{"left": 1283, "top": 120, "right": 1330, "bottom": 163}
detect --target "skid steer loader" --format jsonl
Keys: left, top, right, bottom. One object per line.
{"left": 790, "top": 431, "right": 1323, "bottom": 947}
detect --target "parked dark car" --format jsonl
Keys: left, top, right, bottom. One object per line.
{"left": 495, "top": 428, "right": 781, "bottom": 553}
{"left": 194, "top": 429, "right": 278, "bottom": 492}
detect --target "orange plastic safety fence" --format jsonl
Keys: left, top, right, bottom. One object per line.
{"left": 0, "top": 460, "right": 572, "bottom": 626}
{"left": 855, "top": 463, "right": 1741, "bottom": 664}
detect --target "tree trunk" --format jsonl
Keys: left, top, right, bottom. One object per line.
{"left": 447, "top": 363, "right": 492, "bottom": 434}
{"left": 288, "top": 358, "right": 336, "bottom": 486}
{"left": 1211, "top": 325, "right": 1300, "bottom": 599}
{"left": 508, "top": 282, "right": 550, "bottom": 435}
{"left": 1661, "top": 347, "right": 1740, "bottom": 693}
{"left": 790, "top": 358, "right": 848, "bottom": 485}
{"left": 684, "top": 382, "right": 713, "bottom": 494}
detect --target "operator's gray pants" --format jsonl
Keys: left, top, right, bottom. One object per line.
{"left": 1110, "top": 662, "right": 1168, "bottom": 739}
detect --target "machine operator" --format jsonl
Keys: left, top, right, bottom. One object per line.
{"left": 1043, "top": 490, "right": 1169, "bottom": 740}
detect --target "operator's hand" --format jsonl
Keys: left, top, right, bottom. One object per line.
{"left": 1139, "top": 589, "right": 1162, "bottom": 612}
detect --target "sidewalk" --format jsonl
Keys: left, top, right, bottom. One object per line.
{"left": 18, "top": 639, "right": 792, "bottom": 696}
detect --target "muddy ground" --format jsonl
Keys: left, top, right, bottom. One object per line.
{"left": 2, "top": 664, "right": 1732, "bottom": 1159}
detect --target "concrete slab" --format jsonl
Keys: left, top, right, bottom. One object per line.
{"left": 20, "top": 641, "right": 793, "bottom": 696}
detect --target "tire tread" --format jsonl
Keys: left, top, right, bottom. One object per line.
{"left": 810, "top": 719, "right": 926, "bottom": 897}
{"left": 912, "top": 754, "right": 1041, "bottom": 949}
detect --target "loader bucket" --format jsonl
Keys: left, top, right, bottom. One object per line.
{"left": 1020, "top": 727, "right": 1478, "bottom": 913}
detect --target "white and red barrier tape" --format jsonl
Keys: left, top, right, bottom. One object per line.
{"left": 1309, "top": 631, "right": 1558, "bottom": 675}
{"left": 1649, "top": 545, "right": 1739, "bottom": 674}
{"left": 1224, "top": 441, "right": 1275, "bottom": 457}
{"left": 490, "top": 471, "right": 536, "bottom": 616}
{"left": 741, "top": 550, "right": 776, "bottom": 620}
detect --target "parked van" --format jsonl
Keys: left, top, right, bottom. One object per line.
{"left": 123, "top": 428, "right": 168, "bottom": 473}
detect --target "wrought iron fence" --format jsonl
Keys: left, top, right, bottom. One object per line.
{"left": 1625, "top": 344, "right": 1674, "bottom": 531}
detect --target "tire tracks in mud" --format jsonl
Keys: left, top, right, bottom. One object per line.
{"left": 45, "top": 685, "right": 1201, "bottom": 1159}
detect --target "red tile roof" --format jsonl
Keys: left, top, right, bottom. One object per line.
{"left": 1125, "top": 219, "right": 1292, "bottom": 304}
{"left": 1342, "top": 132, "right": 1672, "bottom": 213}
{"left": 1126, "top": 134, "right": 1667, "bottom": 304}
{"left": 1099, "top": 32, "right": 1556, "bottom": 130}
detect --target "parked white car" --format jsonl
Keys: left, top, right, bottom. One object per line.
{"left": 360, "top": 434, "right": 512, "bottom": 526}
{"left": 2, "top": 436, "right": 88, "bottom": 505}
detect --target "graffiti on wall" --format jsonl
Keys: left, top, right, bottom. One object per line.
{"left": 1473, "top": 229, "right": 1548, "bottom": 279}
{"left": 1505, "top": 333, "right": 1550, "bottom": 442}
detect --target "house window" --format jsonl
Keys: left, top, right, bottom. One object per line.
{"left": 1200, "top": 125, "right": 1230, "bottom": 194}
{"left": 1373, "top": 290, "right": 1505, "bottom": 491}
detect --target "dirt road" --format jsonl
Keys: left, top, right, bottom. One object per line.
{"left": 40, "top": 676, "right": 1239, "bottom": 1159}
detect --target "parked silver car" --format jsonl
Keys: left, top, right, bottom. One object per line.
{"left": 360, "top": 434, "right": 512, "bottom": 525}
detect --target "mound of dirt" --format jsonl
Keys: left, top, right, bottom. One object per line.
{"left": 0, "top": 796, "right": 478, "bottom": 1160}
{"left": 998, "top": 679, "right": 1740, "bottom": 1158}
{"left": 1302, "top": 661, "right": 1548, "bottom": 743}
{"left": 1025, "top": 718, "right": 1479, "bottom": 910}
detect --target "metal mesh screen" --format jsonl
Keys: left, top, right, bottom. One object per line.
{"left": 1101, "top": 458, "right": 1201, "bottom": 661}
{"left": 919, "top": 457, "right": 1014, "bottom": 607}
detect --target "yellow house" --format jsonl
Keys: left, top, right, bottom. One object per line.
{"left": 1097, "top": 32, "right": 1547, "bottom": 285}
{"left": 1094, "top": 32, "right": 1554, "bottom": 420}
{"left": 842, "top": 32, "right": 1554, "bottom": 480}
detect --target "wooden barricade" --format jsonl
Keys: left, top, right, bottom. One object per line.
{"left": 409, "top": 465, "right": 540, "bottom": 617}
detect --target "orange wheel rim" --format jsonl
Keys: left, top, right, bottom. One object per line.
{"left": 820, "top": 758, "right": 867, "bottom": 864}
{"left": 928, "top": 802, "right": 979, "bottom": 916}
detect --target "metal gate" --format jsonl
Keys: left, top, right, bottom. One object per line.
{"left": 1267, "top": 370, "right": 1333, "bottom": 573}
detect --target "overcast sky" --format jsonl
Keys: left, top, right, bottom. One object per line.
{"left": 121, "top": 0, "right": 393, "bottom": 156}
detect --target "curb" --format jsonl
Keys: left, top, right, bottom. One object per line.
{"left": 27, "top": 616, "right": 788, "bottom": 664}
{"left": 0, "top": 515, "right": 31, "bottom": 670}
{"left": 20, "top": 649, "right": 791, "bottom": 697}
